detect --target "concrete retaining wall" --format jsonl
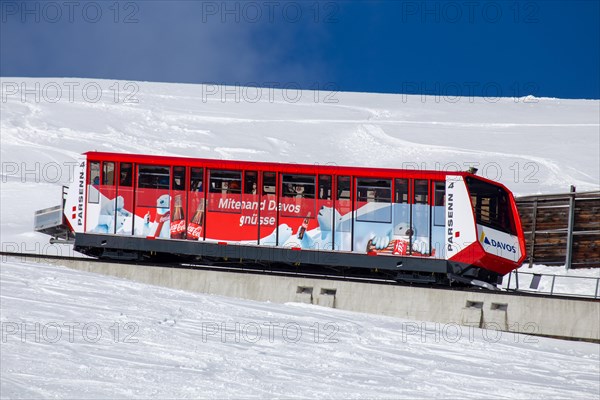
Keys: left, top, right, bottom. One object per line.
{"left": 38, "top": 258, "right": 600, "bottom": 341}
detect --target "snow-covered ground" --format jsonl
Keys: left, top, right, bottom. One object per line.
{"left": 1, "top": 258, "right": 599, "bottom": 399}
{"left": 1, "top": 78, "right": 598, "bottom": 247}
{"left": 1, "top": 78, "right": 599, "bottom": 397}
{"left": 502, "top": 264, "right": 600, "bottom": 298}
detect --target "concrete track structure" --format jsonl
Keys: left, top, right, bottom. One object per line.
{"left": 4, "top": 255, "right": 599, "bottom": 342}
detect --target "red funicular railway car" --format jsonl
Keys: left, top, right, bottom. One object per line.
{"left": 38, "top": 152, "right": 526, "bottom": 288}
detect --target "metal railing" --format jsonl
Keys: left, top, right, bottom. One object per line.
{"left": 504, "top": 270, "right": 600, "bottom": 299}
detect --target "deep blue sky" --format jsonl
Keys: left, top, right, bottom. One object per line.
{"left": 1, "top": 0, "right": 599, "bottom": 99}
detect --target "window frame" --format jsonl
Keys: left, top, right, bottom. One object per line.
{"left": 413, "top": 179, "right": 429, "bottom": 205}
{"left": 138, "top": 165, "right": 171, "bottom": 190}
{"left": 281, "top": 174, "right": 316, "bottom": 199}
{"left": 172, "top": 166, "right": 186, "bottom": 191}
{"left": 189, "top": 167, "right": 204, "bottom": 192}
{"left": 465, "top": 177, "right": 516, "bottom": 235}
{"left": 356, "top": 178, "right": 392, "bottom": 204}
{"left": 119, "top": 163, "right": 133, "bottom": 187}
{"left": 394, "top": 178, "right": 409, "bottom": 204}
{"left": 318, "top": 175, "right": 332, "bottom": 200}
{"left": 336, "top": 176, "right": 351, "bottom": 201}
{"left": 207, "top": 169, "right": 242, "bottom": 213}
{"left": 209, "top": 170, "right": 242, "bottom": 194}
{"left": 102, "top": 162, "right": 115, "bottom": 186}
{"left": 88, "top": 161, "right": 100, "bottom": 204}
{"left": 433, "top": 181, "right": 445, "bottom": 227}
{"left": 355, "top": 177, "right": 392, "bottom": 223}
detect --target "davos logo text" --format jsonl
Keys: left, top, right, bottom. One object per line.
{"left": 480, "top": 232, "right": 516, "bottom": 254}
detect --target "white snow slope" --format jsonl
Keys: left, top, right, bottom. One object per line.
{"left": 1, "top": 78, "right": 600, "bottom": 398}
{"left": 1, "top": 259, "right": 599, "bottom": 399}
{"left": 1, "top": 78, "right": 599, "bottom": 248}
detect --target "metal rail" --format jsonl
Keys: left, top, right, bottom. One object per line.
{"left": 505, "top": 269, "right": 600, "bottom": 299}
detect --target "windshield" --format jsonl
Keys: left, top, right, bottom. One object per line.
{"left": 465, "top": 177, "right": 516, "bottom": 235}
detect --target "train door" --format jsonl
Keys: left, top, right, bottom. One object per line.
{"left": 204, "top": 169, "right": 259, "bottom": 243}
{"left": 431, "top": 181, "right": 446, "bottom": 258}
{"left": 411, "top": 179, "right": 430, "bottom": 256}
{"left": 186, "top": 167, "right": 205, "bottom": 241}
{"left": 205, "top": 169, "right": 243, "bottom": 242}
{"left": 85, "top": 161, "right": 100, "bottom": 232}
{"left": 278, "top": 173, "right": 316, "bottom": 248}
{"left": 134, "top": 164, "right": 171, "bottom": 238}
{"left": 115, "top": 162, "right": 134, "bottom": 235}
{"left": 353, "top": 177, "right": 393, "bottom": 253}
{"left": 85, "top": 161, "right": 117, "bottom": 234}
{"left": 101, "top": 162, "right": 117, "bottom": 230}
{"left": 170, "top": 166, "right": 187, "bottom": 239}
{"left": 242, "top": 170, "right": 259, "bottom": 244}
{"left": 259, "top": 171, "right": 278, "bottom": 246}
{"left": 334, "top": 175, "right": 352, "bottom": 251}
{"left": 316, "top": 175, "right": 333, "bottom": 250}
{"left": 392, "top": 178, "right": 411, "bottom": 254}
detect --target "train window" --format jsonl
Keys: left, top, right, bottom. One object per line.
{"left": 357, "top": 178, "right": 391, "bottom": 203}
{"left": 244, "top": 171, "right": 258, "bottom": 194}
{"left": 89, "top": 162, "right": 100, "bottom": 186}
{"left": 394, "top": 178, "right": 409, "bottom": 203}
{"left": 263, "top": 172, "right": 276, "bottom": 195}
{"left": 319, "top": 175, "right": 332, "bottom": 200}
{"left": 102, "top": 162, "right": 115, "bottom": 186}
{"left": 465, "top": 177, "right": 515, "bottom": 235}
{"left": 337, "top": 176, "right": 351, "bottom": 200}
{"left": 172, "top": 166, "right": 186, "bottom": 191}
{"left": 414, "top": 180, "right": 429, "bottom": 204}
{"left": 119, "top": 163, "right": 132, "bottom": 187}
{"left": 433, "top": 181, "right": 445, "bottom": 226}
{"left": 88, "top": 161, "right": 100, "bottom": 203}
{"left": 138, "top": 165, "right": 170, "bottom": 189}
{"left": 209, "top": 170, "right": 241, "bottom": 194}
{"left": 282, "top": 174, "right": 315, "bottom": 199}
{"left": 190, "top": 168, "right": 203, "bottom": 192}
{"left": 434, "top": 182, "right": 445, "bottom": 206}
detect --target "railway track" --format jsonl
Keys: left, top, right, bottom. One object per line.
{"left": 2, "top": 251, "right": 597, "bottom": 302}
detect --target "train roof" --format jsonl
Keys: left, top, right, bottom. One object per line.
{"left": 83, "top": 151, "right": 481, "bottom": 181}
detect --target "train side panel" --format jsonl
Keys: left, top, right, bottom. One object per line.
{"left": 445, "top": 176, "right": 478, "bottom": 258}
{"left": 76, "top": 157, "right": 460, "bottom": 261}
{"left": 66, "top": 152, "right": 526, "bottom": 285}
{"left": 63, "top": 158, "right": 87, "bottom": 233}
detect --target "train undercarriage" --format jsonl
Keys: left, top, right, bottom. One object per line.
{"left": 74, "top": 233, "right": 501, "bottom": 289}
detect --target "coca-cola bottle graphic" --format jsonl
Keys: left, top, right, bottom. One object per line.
{"left": 170, "top": 194, "right": 186, "bottom": 239}
{"left": 297, "top": 212, "right": 311, "bottom": 239}
{"left": 187, "top": 199, "right": 204, "bottom": 240}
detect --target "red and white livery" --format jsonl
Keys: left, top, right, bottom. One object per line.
{"left": 38, "top": 152, "right": 527, "bottom": 287}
